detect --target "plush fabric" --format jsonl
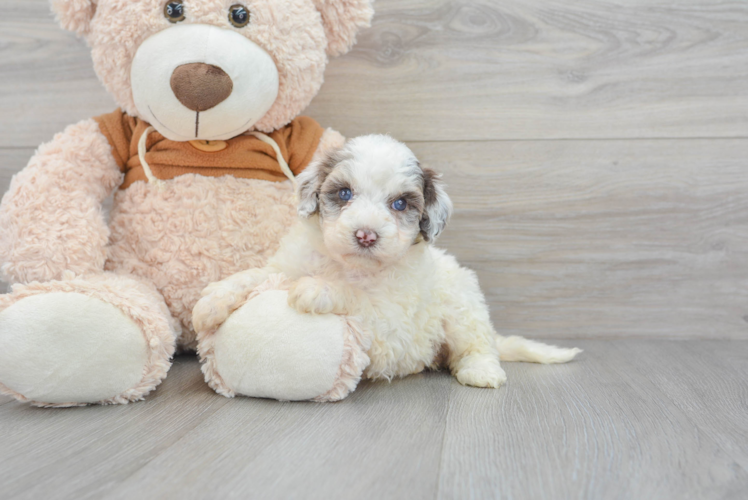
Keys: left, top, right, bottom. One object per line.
{"left": 0, "top": 0, "right": 373, "bottom": 406}
{"left": 52, "top": 0, "right": 373, "bottom": 133}
{"left": 214, "top": 290, "right": 345, "bottom": 400}
{"left": 312, "top": 0, "right": 375, "bottom": 57}
{"left": 0, "top": 272, "right": 178, "bottom": 407}
{"left": 0, "top": 119, "right": 121, "bottom": 285}
{"left": 197, "top": 275, "right": 370, "bottom": 401}
{"left": 0, "top": 293, "right": 148, "bottom": 405}
{"left": 106, "top": 174, "right": 296, "bottom": 348}
{"left": 130, "top": 23, "right": 280, "bottom": 141}
{"left": 94, "top": 111, "right": 324, "bottom": 189}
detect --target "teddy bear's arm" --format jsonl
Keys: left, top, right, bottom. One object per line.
{"left": 0, "top": 119, "right": 123, "bottom": 284}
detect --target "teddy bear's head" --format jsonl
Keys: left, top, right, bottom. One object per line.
{"left": 52, "top": 0, "right": 373, "bottom": 141}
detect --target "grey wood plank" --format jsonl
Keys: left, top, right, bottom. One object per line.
{"left": 102, "top": 369, "right": 451, "bottom": 500}
{"left": 0, "top": 356, "right": 231, "bottom": 500}
{"left": 0, "top": 2, "right": 115, "bottom": 148}
{"left": 311, "top": 0, "right": 748, "bottom": 141}
{"left": 2, "top": 0, "right": 748, "bottom": 147}
{"left": 616, "top": 340, "right": 748, "bottom": 472}
{"left": 437, "top": 339, "right": 748, "bottom": 500}
{"left": 411, "top": 139, "right": 748, "bottom": 340}
{"left": 0, "top": 148, "right": 31, "bottom": 195}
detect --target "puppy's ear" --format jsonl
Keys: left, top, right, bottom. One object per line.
{"left": 296, "top": 151, "right": 338, "bottom": 218}
{"left": 419, "top": 168, "right": 453, "bottom": 242}
{"left": 52, "top": 0, "right": 97, "bottom": 37}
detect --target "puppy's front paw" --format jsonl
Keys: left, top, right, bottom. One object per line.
{"left": 288, "top": 277, "right": 343, "bottom": 315}
{"left": 193, "top": 288, "right": 241, "bottom": 334}
{"left": 454, "top": 356, "right": 507, "bottom": 389}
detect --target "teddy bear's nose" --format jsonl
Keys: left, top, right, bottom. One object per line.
{"left": 170, "top": 63, "right": 234, "bottom": 112}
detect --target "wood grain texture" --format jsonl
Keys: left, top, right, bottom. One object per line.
{"left": 415, "top": 139, "right": 748, "bottom": 340}
{"left": 618, "top": 341, "right": 748, "bottom": 473}
{"left": 311, "top": 0, "right": 748, "bottom": 141}
{"left": 0, "top": 149, "right": 31, "bottom": 193}
{"left": 2, "top": 0, "right": 748, "bottom": 147}
{"left": 437, "top": 340, "right": 748, "bottom": 500}
{"left": 0, "top": 341, "right": 746, "bottom": 499}
{"left": 0, "top": 357, "right": 231, "bottom": 500}
{"left": 103, "top": 369, "right": 450, "bottom": 500}
{"left": 0, "top": 3, "right": 115, "bottom": 149}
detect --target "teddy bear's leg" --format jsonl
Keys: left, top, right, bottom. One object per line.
{"left": 0, "top": 272, "right": 178, "bottom": 407}
{"left": 197, "top": 276, "right": 370, "bottom": 402}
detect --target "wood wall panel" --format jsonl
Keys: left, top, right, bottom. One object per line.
{"left": 1, "top": 0, "right": 747, "bottom": 146}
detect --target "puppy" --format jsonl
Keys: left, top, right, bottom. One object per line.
{"left": 193, "top": 135, "right": 580, "bottom": 388}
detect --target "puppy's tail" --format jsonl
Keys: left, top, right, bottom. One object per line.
{"left": 496, "top": 335, "right": 582, "bottom": 364}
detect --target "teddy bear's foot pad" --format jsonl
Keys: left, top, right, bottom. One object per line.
{"left": 0, "top": 292, "right": 149, "bottom": 406}
{"left": 211, "top": 290, "right": 348, "bottom": 401}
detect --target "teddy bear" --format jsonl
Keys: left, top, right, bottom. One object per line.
{"left": 0, "top": 0, "right": 375, "bottom": 407}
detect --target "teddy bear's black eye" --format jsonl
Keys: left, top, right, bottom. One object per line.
{"left": 164, "top": 1, "right": 185, "bottom": 23}
{"left": 229, "top": 4, "right": 250, "bottom": 28}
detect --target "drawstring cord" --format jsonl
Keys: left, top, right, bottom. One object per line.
{"left": 136, "top": 127, "right": 297, "bottom": 197}
{"left": 137, "top": 126, "right": 164, "bottom": 188}
{"left": 248, "top": 131, "right": 298, "bottom": 196}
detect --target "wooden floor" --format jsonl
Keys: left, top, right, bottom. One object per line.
{"left": 0, "top": 340, "right": 746, "bottom": 500}
{"left": 2, "top": 1, "right": 748, "bottom": 499}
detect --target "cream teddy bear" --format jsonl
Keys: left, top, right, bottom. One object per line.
{"left": 0, "top": 0, "right": 373, "bottom": 406}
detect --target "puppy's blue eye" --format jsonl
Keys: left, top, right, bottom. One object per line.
{"left": 339, "top": 188, "right": 352, "bottom": 201}
{"left": 392, "top": 198, "right": 407, "bottom": 211}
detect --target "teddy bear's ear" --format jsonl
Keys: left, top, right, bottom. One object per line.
{"left": 312, "top": 0, "right": 374, "bottom": 57}
{"left": 51, "top": 0, "right": 97, "bottom": 37}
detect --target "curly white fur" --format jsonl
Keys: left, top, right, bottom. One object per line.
{"left": 194, "top": 135, "right": 581, "bottom": 389}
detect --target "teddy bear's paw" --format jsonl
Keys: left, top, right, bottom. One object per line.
{"left": 208, "top": 290, "right": 358, "bottom": 401}
{"left": 0, "top": 292, "right": 150, "bottom": 406}
{"left": 287, "top": 277, "right": 344, "bottom": 315}
{"left": 454, "top": 356, "right": 507, "bottom": 389}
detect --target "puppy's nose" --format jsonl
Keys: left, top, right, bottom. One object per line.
{"left": 355, "top": 229, "right": 378, "bottom": 247}
{"left": 170, "top": 63, "right": 233, "bottom": 112}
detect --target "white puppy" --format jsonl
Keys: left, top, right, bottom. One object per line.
{"left": 193, "top": 135, "right": 580, "bottom": 389}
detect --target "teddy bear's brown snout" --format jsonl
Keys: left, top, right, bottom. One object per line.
{"left": 170, "top": 63, "right": 234, "bottom": 112}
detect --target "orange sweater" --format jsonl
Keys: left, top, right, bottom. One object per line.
{"left": 94, "top": 110, "right": 325, "bottom": 189}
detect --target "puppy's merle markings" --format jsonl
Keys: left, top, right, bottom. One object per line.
{"left": 297, "top": 149, "right": 352, "bottom": 218}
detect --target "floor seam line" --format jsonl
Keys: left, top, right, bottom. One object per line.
{"left": 434, "top": 378, "right": 453, "bottom": 500}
